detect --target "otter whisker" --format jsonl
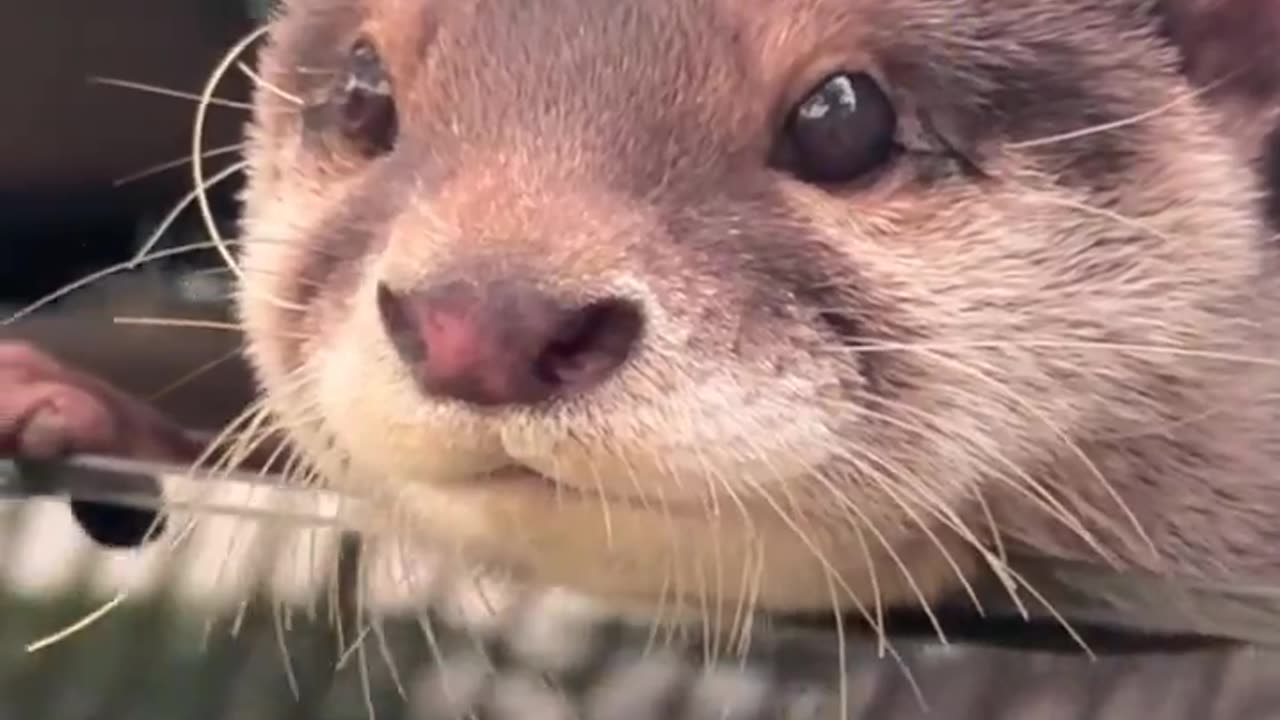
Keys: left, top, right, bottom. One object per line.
{"left": 414, "top": 611, "right": 463, "bottom": 712}
{"left": 997, "top": 563, "right": 1096, "bottom": 659}
{"left": 356, "top": 631, "right": 379, "bottom": 720}
{"left": 463, "top": 567, "right": 504, "bottom": 647}
{"left": 239, "top": 265, "right": 336, "bottom": 293}
{"left": 143, "top": 343, "right": 248, "bottom": 404}
{"left": 932, "top": 411, "right": 1153, "bottom": 575}
{"left": 746, "top": 486, "right": 916, "bottom": 681}
{"left": 627, "top": 430, "right": 699, "bottom": 650}
{"left": 259, "top": 411, "right": 320, "bottom": 486}
{"left": 583, "top": 452, "right": 617, "bottom": 551}
{"left": 201, "top": 396, "right": 280, "bottom": 479}
{"left": 808, "top": 468, "right": 951, "bottom": 643}
{"left": 235, "top": 60, "right": 304, "bottom": 105}
{"left": 682, "top": 424, "right": 760, "bottom": 664}
{"left": 605, "top": 436, "right": 656, "bottom": 514}
{"left": 723, "top": 538, "right": 754, "bottom": 664}
{"left": 824, "top": 569, "right": 853, "bottom": 720}
{"left": 235, "top": 286, "right": 309, "bottom": 314}
{"left": 202, "top": 470, "right": 272, "bottom": 596}
{"left": 843, "top": 514, "right": 885, "bottom": 656}
{"left": 25, "top": 591, "right": 130, "bottom": 654}
{"left": 262, "top": 420, "right": 314, "bottom": 486}
{"left": 793, "top": 389, "right": 1041, "bottom": 622}
{"left": 639, "top": 414, "right": 752, "bottom": 653}
{"left": 1098, "top": 395, "right": 1280, "bottom": 441}
{"left": 834, "top": 366, "right": 1126, "bottom": 563}
{"left": 819, "top": 461, "right": 962, "bottom": 635}
{"left": 273, "top": 583, "right": 303, "bottom": 700}
{"left": 229, "top": 598, "right": 253, "bottom": 638}
{"left": 733, "top": 416, "right": 949, "bottom": 644}
{"left": 38, "top": 505, "right": 204, "bottom": 657}
{"left": 799, "top": 407, "right": 992, "bottom": 606}
{"left": 697, "top": 535, "right": 715, "bottom": 669}
{"left": 546, "top": 445, "right": 570, "bottom": 513}
{"left": 111, "top": 316, "right": 243, "bottom": 333}
{"left": 835, "top": 337, "right": 1280, "bottom": 371}
{"left": 114, "top": 143, "right": 246, "bottom": 187}
{"left": 707, "top": 476, "right": 763, "bottom": 664}
{"left": 194, "top": 384, "right": 329, "bottom": 498}
{"left": 223, "top": 232, "right": 368, "bottom": 261}
{"left": 811, "top": 353, "right": 1130, "bottom": 564}
{"left": 642, "top": 567, "right": 675, "bottom": 659}
{"left": 737, "top": 538, "right": 766, "bottom": 660}
{"left": 1006, "top": 60, "right": 1254, "bottom": 150}
{"left": 721, "top": 438, "right": 894, "bottom": 646}
{"left": 1036, "top": 189, "right": 1183, "bottom": 244}
{"left": 974, "top": 488, "right": 1020, "bottom": 613}
{"left": 820, "top": 450, "right": 984, "bottom": 619}
{"left": 1, "top": 238, "right": 245, "bottom": 326}
{"left": 334, "top": 621, "right": 373, "bottom": 671}
{"left": 368, "top": 576, "right": 409, "bottom": 701}
{"left": 135, "top": 160, "right": 248, "bottom": 261}
{"left": 667, "top": 449, "right": 718, "bottom": 666}
{"left": 115, "top": 310, "right": 248, "bottom": 342}
{"left": 638, "top": 470, "right": 690, "bottom": 655}
{"left": 813, "top": 387, "right": 1117, "bottom": 571}
{"left": 920, "top": 348, "right": 1159, "bottom": 565}
{"left": 716, "top": 481, "right": 762, "bottom": 659}
{"left": 87, "top": 75, "right": 253, "bottom": 110}
{"left": 193, "top": 26, "right": 273, "bottom": 281}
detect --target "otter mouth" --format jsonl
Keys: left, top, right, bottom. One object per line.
{"left": 472, "top": 463, "right": 705, "bottom": 515}
{"left": 481, "top": 463, "right": 561, "bottom": 488}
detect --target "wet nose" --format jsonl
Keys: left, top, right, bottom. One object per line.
{"left": 375, "top": 280, "right": 643, "bottom": 406}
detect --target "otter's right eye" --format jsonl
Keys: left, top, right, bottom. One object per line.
{"left": 335, "top": 39, "right": 398, "bottom": 157}
{"left": 774, "top": 72, "right": 898, "bottom": 185}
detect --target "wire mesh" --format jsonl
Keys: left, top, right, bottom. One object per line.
{"left": 0, "top": 486, "right": 1274, "bottom": 720}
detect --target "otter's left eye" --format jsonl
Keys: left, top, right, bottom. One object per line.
{"left": 335, "top": 38, "right": 398, "bottom": 157}
{"left": 775, "top": 72, "right": 898, "bottom": 185}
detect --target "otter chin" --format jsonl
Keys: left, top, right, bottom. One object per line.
{"left": 233, "top": 0, "right": 1280, "bottom": 620}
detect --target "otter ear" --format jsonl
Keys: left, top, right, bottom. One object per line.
{"left": 1151, "top": 1, "right": 1280, "bottom": 158}
{"left": 1150, "top": 0, "right": 1279, "bottom": 222}
{"left": 1152, "top": 0, "right": 1279, "bottom": 97}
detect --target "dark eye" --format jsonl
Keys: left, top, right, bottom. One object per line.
{"left": 335, "top": 39, "right": 398, "bottom": 156}
{"left": 774, "top": 72, "right": 898, "bottom": 185}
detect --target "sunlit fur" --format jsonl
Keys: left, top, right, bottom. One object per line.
{"left": 234, "top": 0, "right": 1280, "bottom": 623}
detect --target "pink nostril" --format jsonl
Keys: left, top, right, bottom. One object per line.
{"left": 375, "top": 280, "right": 643, "bottom": 406}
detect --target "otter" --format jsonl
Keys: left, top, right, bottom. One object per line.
{"left": 3, "top": 0, "right": 1280, "bottom": 643}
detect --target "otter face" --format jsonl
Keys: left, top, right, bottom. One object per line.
{"left": 236, "top": 0, "right": 1276, "bottom": 614}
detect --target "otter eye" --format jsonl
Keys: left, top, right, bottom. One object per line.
{"left": 335, "top": 39, "right": 398, "bottom": 156}
{"left": 776, "top": 72, "right": 898, "bottom": 185}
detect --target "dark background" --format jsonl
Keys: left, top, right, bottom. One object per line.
{"left": 0, "top": 0, "right": 259, "bottom": 304}
{"left": 0, "top": 1, "right": 271, "bottom": 428}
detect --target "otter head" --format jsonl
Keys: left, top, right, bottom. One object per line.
{"left": 236, "top": 0, "right": 1280, "bottom": 616}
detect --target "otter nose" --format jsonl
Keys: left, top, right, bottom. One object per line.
{"left": 375, "top": 280, "right": 643, "bottom": 406}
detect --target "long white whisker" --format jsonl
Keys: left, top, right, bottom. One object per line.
{"left": 193, "top": 26, "right": 273, "bottom": 280}
{"left": 87, "top": 75, "right": 253, "bottom": 110}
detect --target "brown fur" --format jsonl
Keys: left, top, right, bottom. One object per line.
{"left": 234, "top": 0, "right": 1280, "bottom": 617}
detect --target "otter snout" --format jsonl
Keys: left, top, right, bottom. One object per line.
{"left": 374, "top": 279, "right": 644, "bottom": 407}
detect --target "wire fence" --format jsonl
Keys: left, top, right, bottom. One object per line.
{"left": 0, "top": 485, "right": 1276, "bottom": 720}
